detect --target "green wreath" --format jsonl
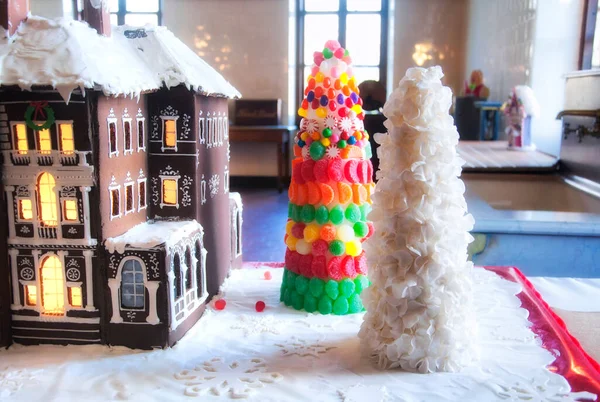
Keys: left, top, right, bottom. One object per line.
{"left": 25, "top": 102, "right": 55, "bottom": 131}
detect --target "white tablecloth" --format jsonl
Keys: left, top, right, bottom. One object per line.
{"left": 529, "top": 277, "right": 600, "bottom": 312}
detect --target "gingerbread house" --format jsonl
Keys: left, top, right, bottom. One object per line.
{"left": 0, "top": 0, "right": 240, "bottom": 349}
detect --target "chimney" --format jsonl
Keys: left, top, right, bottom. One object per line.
{"left": 82, "top": 0, "right": 111, "bottom": 37}
{"left": 0, "top": 0, "right": 30, "bottom": 36}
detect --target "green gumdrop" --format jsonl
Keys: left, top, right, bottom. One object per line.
{"left": 301, "top": 205, "right": 315, "bottom": 223}
{"left": 365, "top": 142, "right": 373, "bottom": 159}
{"left": 315, "top": 205, "right": 329, "bottom": 224}
{"left": 333, "top": 297, "right": 349, "bottom": 315}
{"left": 354, "top": 275, "right": 369, "bottom": 293}
{"left": 345, "top": 204, "right": 361, "bottom": 223}
{"left": 323, "top": 48, "right": 333, "bottom": 59}
{"left": 295, "top": 275, "right": 309, "bottom": 295}
{"left": 318, "top": 296, "right": 333, "bottom": 314}
{"left": 339, "top": 278, "right": 356, "bottom": 297}
{"left": 291, "top": 290, "right": 304, "bottom": 310}
{"left": 354, "top": 221, "right": 369, "bottom": 237}
{"left": 344, "top": 49, "right": 350, "bottom": 57}
{"left": 288, "top": 271, "right": 298, "bottom": 284}
{"left": 304, "top": 294, "right": 317, "bottom": 313}
{"left": 325, "top": 280, "right": 340, "bottom": 300}
{"left": 322, "top": 128, "right": 332, "bottom": 138}
{"left": 337, "top": 139, "right": 347, "bottom": 149}
{"left": 283, "top": 288, "right": 291, "bottom": 306}
{"left": 288, "top": 203, "right": 294, "bottom": 218}
{"left": 329, "top": 240, "right": 345, "bottom": 256}
{"left": 359, "top": 204, "right": 371, "bottom": 221}
{"left": 310, "top": 141, "right": 326, "bottom": 161}
{"left": 309, "top": 277, "right": 325, "bottom": 298}
{"left": 292, "top": 204, "right": 301, "bottom": 222}
{"left": 280, "top": 281, "right": 286, "bottom": 302}
{"left": 329, "top": 205, "right": 344, "bottom": 225}
{"left": 348, "top": 294, "right": 363, "bottom": 313}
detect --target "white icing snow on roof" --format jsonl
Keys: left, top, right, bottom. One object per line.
{"left": 105, "top": 220, "right": 203, "bottom": 254}
{"left": 0, "top": 16, "right": 240, "bottom": 101}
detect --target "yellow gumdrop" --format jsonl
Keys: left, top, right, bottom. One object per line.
{"left": 316, "top": 107, "right": 327, "bottom": 118}
{"left": 311, "top": 132, "right": 321, "bottom": 141}
{"left": 351, "top": 104, "right": 363, "bottom": 114}
{"left": 336, "top": 225, "right": 355, "bottom": 242}
{"left": 286, "top": 220, "right": 294, "bottom": 235}
{"left": 354, "top": 131, "right": 363, "bottom": 140}
{"left": 286, "top": 235, "right": 297, "bottom": 251}
{"left": 321, "top": 138, "right": 331, "bottom": 147}
{"left": 364, "top": 132, "right": 369, "bottom": 140}
{"left": 296, "top": 239, "right": 311, "bottom": 255}
{"left": 298, "top": 108, "right": 307, "bottom": 117}
{"left": 303, "top": 223, "right": 320, "bottom": 243}
{"left": 345, "top": 240, "right": 362, "bottom": 257}
{"left": 340, "top": 72, "right": 349, "bottom": 85}
{"left": 315, "top": 72, "right": 325, "bottom": 83}
{"left": 300, "top": 132, "right": 309, "bottom": 141}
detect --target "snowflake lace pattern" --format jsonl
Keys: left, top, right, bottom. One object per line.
{"left": 174, "top": 358, "right": 283, "bottom": 399}
{"left": 230, "top": 314, "right": 282, "bottom": 336}
{"left": 274, "top": 337, "right": 336, "bottom": 357}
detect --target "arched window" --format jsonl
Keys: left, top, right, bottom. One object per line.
{"left": 195, "top": 240, "right": 203, "bottom": 297}
{"left": 37, "top": 172, "right": 58, "bottom": 227}
{"left": 120, "top": 258, "right": 145, "bottom": 309}
{"left": 40, "top": 255, "right": 64, "bottom": 315}
{"left": 173, "top": 253, "right": 182, "bottom": 299}
{"left": 185, "top": 248, "right": 193, "bottom": 291}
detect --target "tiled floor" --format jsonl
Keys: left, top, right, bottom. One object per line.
{"left": 235, "top": 188, "right": 288, "bottom": 262}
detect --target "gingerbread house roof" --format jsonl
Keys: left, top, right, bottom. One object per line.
{"left": 0, "top": 15, "right": 240, "bottom": 102}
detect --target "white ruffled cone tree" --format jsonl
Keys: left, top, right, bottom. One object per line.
{"left": 358, "top": 66, "right": 477, "bottom": 373}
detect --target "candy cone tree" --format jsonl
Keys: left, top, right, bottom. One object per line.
{"left": 280, "top": 41, "right": 375, "bottom": 315}
{"left": 358, "top": 67, "right": 477, "bottom": 372}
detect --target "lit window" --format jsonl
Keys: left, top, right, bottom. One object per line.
{"left": 125, "top": 183, "right": 134, "bottom": 213}
{"left": 137, "top": 119, "right": 145, "bottom": 151}
{"left": 138, "top": 179, "right": 147, "bottom": 210}
{"left": 124, "top": 120, "right": 132, "bottom": 153}
{"left": 164, "top": 119, "right": 177, "bottom": 148}
{"left": 107, "top": 0, "right": 161, "bottom": 26}
{"left": 162, "top": 179, "right": 177, "bottom": 205}
{"left": 37, "top": 128, "right": 52, "bottom": 154}
{"left": 40, "top": 255, "right": 64, "bottom": 315}
{"left": 26, "top": 285, "right": 37, "bottom": 306}
{"left": 68, "top": 287, "right": 82, "bottom": 308}
{"left": 13, "top": 123, "right": 28, "bottom": 154}
{"left": 37, "top": 172, "right": 58, "bottom": 227}
{"left": 111, "top": 188, "right": 120, "bottom": 218}
{"left": 121, "top": 259, "right": 145, "bottom": 309}
{"left": 18, "top": 199, "right": 33, "bottom": 220}
{"left": 109, "top": 121, "right": 118, "bottom": 155}
{"left": 59, "top": 123, "right": 74, "bottom": 154}
{"left": 63, "top": 199, "right": 78, "bottom": 221}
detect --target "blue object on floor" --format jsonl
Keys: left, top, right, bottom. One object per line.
{"left": 474, "top": 101, "right": 503, "bottom": 141}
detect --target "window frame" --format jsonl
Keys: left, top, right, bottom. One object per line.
{"left": 160, "top": 176, "right": 180, "bottom": 209}
{"left": 138, "top": 177, "right": 147, "bottom": 211}
{"left": 119, "top": 257, "right": 146, "bottom": 311}
{"left": 108, "top": 117, "right": 119, "bottom": 158}
{"left": 34, "top": 124, "right": 52, "bottom": 155}
{"left": 136, "top": 115, "right": 146, "bottom": 152}
{"left": 25, "top": 285, "right": 37, "bottom": 307}
{"left": 62, "top": 198, "right": 79, "bottom": 223}
{"left": 11, "top": 122, "right": 29, "bottom": 154}
{"left": 37, "top": 172, "right": 59, "bottom": 228}
{"left": 123, "top": 117, "right": 133, "bottom": 155}
{"left": 67, "top": 285, "right": 83, "bottom": 309}
{"left": 296, "top": 0, "right": 389, "bottom": 121}
{"left": 72, "top": 0, "right": 162, "bottom": 26}
{"left": 125, "top": 181, "right": 135, "bottom": 215}
{"left": 109, "top": 182, "right": 121, "bottom": 220}
{"left": 580, "top": 0, "right": 599, "bottom": 69}
{"left": 56, "top": 121, "right": 75, "bottom": 155}
{"left": 17, "top": 198, "right": 34, "bottom": 222}
{"left": 39, "top": 254, "right": 65, "bottom": 316}
{"left": 161, "top": 116, "right": 179, "bottom": 151}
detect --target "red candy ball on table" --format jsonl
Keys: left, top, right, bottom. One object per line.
{"left": 214, "top": 299, "right": 226, "bottom": 310}
{"left": 255, "top": 301, "right": 266, "bottom": 312}
{"left": 264, "top": 271, "right": 272, "bottom": 280}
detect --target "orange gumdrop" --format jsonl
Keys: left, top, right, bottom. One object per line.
{"left": 296, "top": 184, "right": 308, "bottom": 205}
{"left": 319, "top": 183, "right": 335, "bottom": 205}
{"left": 365, "top": 183, "right": 374, "bottom": 204}
{"left": 320, "top": 224, "right": 337, "bottom": 242}
{"left": 352, "top": 184, "right": 368, "bottom": 204}
{"left": 340, "top": 147, "right": 351, "bottom": 159}
{"left": 293, "top": 145, "right": 302, "bottom": 157}
{"left": 288, "top": 182, "right": 298, "bottom": 203}
{"left": 307, "top": 182, "right": 321, "bottom": 205}
{"left": 338, "top": 182, "right": 353, "bottom": 204}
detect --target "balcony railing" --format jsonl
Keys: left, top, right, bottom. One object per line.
{"left": 38, "top": 225, "right": 58, "bottom": 239}
{"left": 2, "top": 150, "right": 91, "bottom": 167}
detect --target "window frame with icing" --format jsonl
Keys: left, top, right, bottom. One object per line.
{"left": 62, "top": 198, "right": 79, "bottom": 223}
{"left": 16, "top": 197, "right": 34, "bottom": 222}
{"left": 125, "top": 181, "right": 135, "bottom": 215}
{"left": 138, "top": 177, "right": 147, "bottom": 211}
{"left": 67, "top": 285, "right": 83, "bottom": 309}
{"left": 137, "top": 116, "right": 146, "bottom": 152}
{"left": 161, "top": 116, "right": 179, "bottom": 151}
{"left": 37, "top": 172, "right": 59, "bottom": 228}
{"left": 119, "top": 257, "right": 146, "bottom": 311}
{"left": 123, "top": 117, "right": 133, "bottom": 155}
{"left": 108, "top": 116, "right": 119, "bottom": 158}
{"left": 109, "top": 185, "right": 121, "bottom": 220}
{"left": 160, "top": 176, "right": 180, "bottom": 209}
{"left": 39, "top": 254, "right": 65, "bottom": 316}
{"left": 11, "top": 122, "right": 29, "bottom": 155}
{"left": 34, "top": 124, "right": 52, "bottom": 155}
{"left": 56, "top": 121, "right": 75, "bottom": 155}
{"left": 25, "top": 285, "right": 37, "bottom": 307}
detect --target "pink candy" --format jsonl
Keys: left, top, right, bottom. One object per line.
{"left": 264, "top": 271, "right": 272, "bottom": 280}
{"left": 330, "top": 67, "right": 340, "bottom": 78}
{"left": 334, "top": 47, "right": 344, "bottom": 59}
{"left": 330, "top": 134, "right": 340, "bottom": 143}
{"left": 314, "top": 51, "right": 325, "bottom": 66}
{"left": 255, "top": 301, "right": 266, "bottom": 312}
{"left": 325, "top": 40, "right": 341, "bottom": 51}
{"left": 311, "top": 65, "right": 320, "bottom": 77}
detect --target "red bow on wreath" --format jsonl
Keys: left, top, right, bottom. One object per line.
{"left": 30, "top": 101, "right": 49, "bottom": 120}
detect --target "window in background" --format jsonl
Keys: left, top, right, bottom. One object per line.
{"left": 581, "top": 0, "right": 600, "bottom": 69}
{"left": 72, "top": 0, "right": 161, "bottom": 26}
{"left": 297, "top": 0, "right": 388, "bottom": 107}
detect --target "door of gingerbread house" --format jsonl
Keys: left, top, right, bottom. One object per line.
{"left": 229, "top": 192, "right": 243, "bottom": 270}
